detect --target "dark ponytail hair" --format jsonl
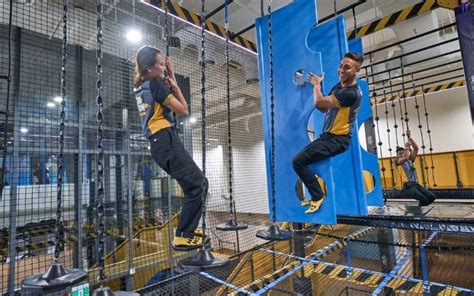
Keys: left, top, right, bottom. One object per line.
{"left": 134, "top": 45, "right": 161, "bottom": 87}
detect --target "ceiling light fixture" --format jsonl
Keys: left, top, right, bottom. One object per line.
{"left": 126, "top": 28, "right": 143, "bottom": 43}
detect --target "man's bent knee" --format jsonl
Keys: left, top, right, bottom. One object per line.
{"left": 292, "top": 154, "right": 307, "bottom": 169}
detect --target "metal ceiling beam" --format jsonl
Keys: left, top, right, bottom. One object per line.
{"left": 364, "top": 22, "right": 456, "bottom": 56}
{"left": 318, "top": 0, "right": 366, "bottom": 23}
{"left": 232, "top": 0, "right": 368, "bottom": 39}
{"left": 205, "top": 0, "right": 234, "bottom": 20}
{"left": 145, "top": 0, "right": 257, "bottom": 52}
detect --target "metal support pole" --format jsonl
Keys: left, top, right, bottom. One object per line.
{"left": 125, "top": 112, "right": 135, "bottom": 290}
{"left": 271, "top": 244, "right": 277, "bottom": 271}
{"left": 292, "top": 223, "right": 306, "bottom": 258}
{"left": 249, "top": 255, "right": 255, "bottom": 282}
{"left": 7, "top": 125, "right": 19, "bottom": 295}
{"left": 420, "top": 232, "right": 438, "bottom": 295}
{"left": 116, "top": 154, "right": 124, "bottom": 236}
{"left": 346, "top": 238, "right": 352, "bottom": 278}
{"left": 74, "top": 45, "right": 84, "bottom": 269}
{"left": 372, "top": 249, "right": 411, "bottom": 295}
{"left": 233, "top": 201, "right": 241, "bottom": 253}
{"left": 7, "top": 27, "right": 21, "bottom": 295}
{"left": 86, "top": 153, "right": 95, "bottom": 268}
{"left": 452, "top": 152, "right": 463, "bottom": 188}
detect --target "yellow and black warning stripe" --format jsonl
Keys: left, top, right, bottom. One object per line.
{"left": 84, "top": 222, "right": 160, "bottom": 236}
{"left": 347, "top": 0, "right": 439, "bottom": 40}
{"left": 146, "top": 0, "right": 258, "bottom": 52}
{"left": 0, "top": 237, "right": 78, "bottom": 257}
{"left": 309, "top": 262, "right": 469, "bottom": 295}
{"left": 308, "top": 261, "right": 471, "bottom": 295}
{"left": 436, "top": 287, "right": 474, "bottom": 296}
{"left": 252, "top": 263, "right": 299, "bottom": 292}
{"left": 0, "top": 223, "right": 160, "bottom": 256}
{"left": 385, "top": 277, "right": 470, "bottom": 295}
{"left": 15, "top": 227, "right": 56, "bottom": 238}
{"left": 2, "top": 221, "right": 157, "bottom": 241}
{"left": 230, "top": 227, "right": 375, "bottom": 295}
{"left": 309, "top": 262, "right": 385, "bottom": 287}
{"left": 385, "top": 278, "right": 423, "bottom": 294}
{"left": 372, "top": 80, "right": 465, "bottom": 105}
{"left": 228, "top": 261, "right": 300, "bottom": 294}
{"left": 144, "top": 0, "right": 459, "bottom": 53}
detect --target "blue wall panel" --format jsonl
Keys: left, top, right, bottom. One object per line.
{"left": 256, "top": 0, "right": 379, "bottom": 224}
{"left": 349, "top": 38, "right": 384, "bottom": 206}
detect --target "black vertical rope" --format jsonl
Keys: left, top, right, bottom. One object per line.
{"left": 163, "top": 0, "right": 177, "bottom": 128}
{"left": 411, "top": 77, "right": 429, "bottom": 187}
{"left": 53, "top": 0, "right": 69, "bottom": 264}
{"left": 396, "top": 91, "right": 406, "bottom": 144}
{"left": 96, "top": 0, "right": 106, "bottom": 285}
{"left": 373, "top": 97, "right": 387, "bottom": 192}
{"left": 387, "top": 70, "right": 403, "bottom": 188}
{"left": 163, "top": 0, "right": 177, "bottom": 126}
{"left": 224, "top": 0, "right": 235, "bottom": 218}
{"left": 199, "top": 0, "right": 208, "bottom": 242}
{"left": 163, "top": 0, "right": 170, "bottom": 57}
{"left": 421, "top": 85, "right": 437, "bottom": 187}
{"left": 0, "top": 0, "right": 13, "bottom": 196}
{"left": 399, "top": 57, "right": 409, "bottom": 141}
{"left": 267, "top": 0, "right": 276, "bottom": 223}
{"left": 387, "top": 70, "right": 400, "bottom": 148}
{"left": 382, "top": 82, "right": 396, "bottom": 188}
{"left": 368, "top": 54, "right": 387, "bottom": 194}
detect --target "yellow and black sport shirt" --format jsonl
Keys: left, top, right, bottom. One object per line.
{"left": 134, "top": 79, "right": 174, "bottom": 138}
{"left": 322, "top": 82, "right": 362, "bottom": 136}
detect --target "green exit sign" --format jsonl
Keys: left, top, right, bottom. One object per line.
{"left": 71, "top": 283, "right": 89, "bottom": 296}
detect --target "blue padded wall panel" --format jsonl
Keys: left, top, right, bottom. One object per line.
{"left": 255, "top": 0, "right": 373, "bottom": 223}
{"left": 256, "top": 0, "right": 337, "bottom": 224}
{"left": 306, "top": 18, "right": 367, "bottom": 216}
{"left": 349, "top": 37, "right": 384, "bottom": 206}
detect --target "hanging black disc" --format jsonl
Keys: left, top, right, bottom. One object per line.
{"left": 21, "top": 264, "right": 87, "bottom": 294}
{"left": 216, "top": 218, "right": 248, "bottom": 231}
{"left": 177, "top": 248, "right": 230, "bottom": 271}
{"left": 254, "top": 1, "right": 292, "bottom": 242}
{"left": 173, "top": 0, "right": 229, "bottom": 271}
{"left": 256, "top": 224, "right": 293, "bottom": 241}
{"left": 216, "top": 0, "right": 248, "bottom": 234}
{"left": 22, "top": 0, "right": 87, "bottom": 293}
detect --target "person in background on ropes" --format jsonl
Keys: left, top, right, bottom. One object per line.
{"left": 134, "top": 45, "right": 206, "bottom": 249}
{"left": 396, "top": 130, "right": 436, "bottom": 206}
{"left": 292, "top": 52, "right": 364, "bottom": 214}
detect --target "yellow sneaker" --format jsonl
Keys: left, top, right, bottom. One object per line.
{"left": 173, "top": 235, "right": 202, "bottom": 248}
{"left": 300, "top": 199, "right": 310, "bottom": 207}
{"left": 194, "top": 229, "right": 204, "bottom": 237}
{"left": 305, "top": 198, "right": 325, "bottom": 214}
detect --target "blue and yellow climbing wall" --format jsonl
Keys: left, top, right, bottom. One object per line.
{"left": 256, "top": 0, "right": 383, "bottom": 225}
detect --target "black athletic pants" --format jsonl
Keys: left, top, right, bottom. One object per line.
{"left": 401, "top": 181, "right": 436, "bottom": 206}
{"left": 292, "top": 133, "right": 351, "bottom": 201}
{"left": 150, "top": 127, "right": 208, "bottom": 238}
